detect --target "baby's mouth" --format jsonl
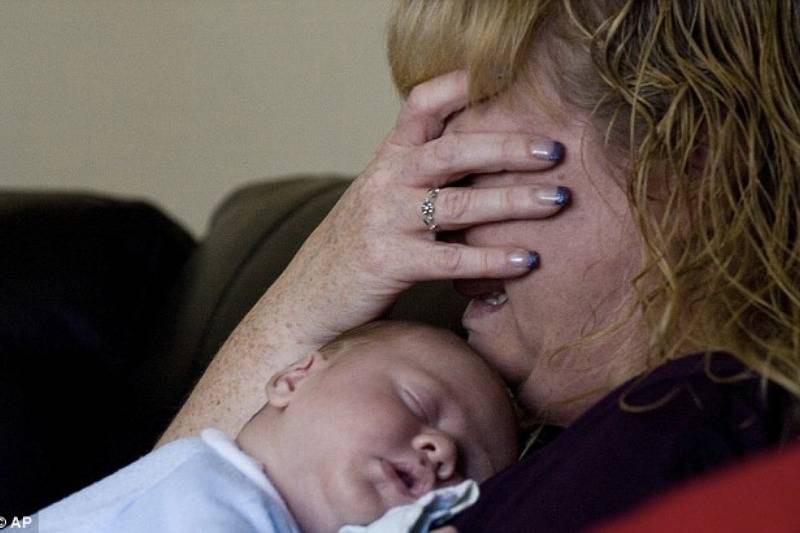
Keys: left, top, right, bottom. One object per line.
{"left": 396, "top": 468, "right": 416, "bottom": 490}
{"left": 388, "top": 461, "right": 433, "bottom": 498}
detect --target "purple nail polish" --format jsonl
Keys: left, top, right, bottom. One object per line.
{"left": 508, "top": 250, "right": 541, "bottom": 269}
{"left": 549, "top": 141, "right": 564, "bottom": 161}
{"left": 536, "top": 186, "right": 572, "bottom": 206}
{"left": 530, "top": 140, "right": 565, "bottom": 161}
{"left": 554, "top": 186, "right": 571, "bottom": 206}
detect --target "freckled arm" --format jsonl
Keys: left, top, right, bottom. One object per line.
{"left": 155, "top": 282, "right": 320, "bottom": 446}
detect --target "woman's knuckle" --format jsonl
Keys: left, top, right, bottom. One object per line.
{"left": 500, "top": 135, "right": 518, "bottom": 158}
{"left": 507, "top": 187, "right": 525, "bottom": 210}
{"left": 431, "top": 137, "right": 457, "bottom": 165}
{"left": 441, "top": 189, "right": 472, "bottom": 222}
{"left": 435, "top": 246, "right": 463, "bottom": 273}
{"left": 478, "top": 251, "right": 493, "bottom": 273}
{"left": 405, "top": 87, "right": 432, "bottom": 118}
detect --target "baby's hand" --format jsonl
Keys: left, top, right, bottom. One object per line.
{"left": 432, "top": 527, "right": 458, "bottom": 533}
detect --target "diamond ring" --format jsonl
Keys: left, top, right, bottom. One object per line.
{"left": 421, "top": 187, "right": 440, "bottom": 232}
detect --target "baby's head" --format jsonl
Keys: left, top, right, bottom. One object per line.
{"left": 237, "top": 320, "right": 518, "bottom": 532}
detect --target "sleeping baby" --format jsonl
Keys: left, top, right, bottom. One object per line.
{"left": 37, "top": 321, "right": 518, "bottom": 532}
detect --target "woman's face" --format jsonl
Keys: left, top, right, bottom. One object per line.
{"left": 445, "top": 82, "right": 649, "bottom": 424}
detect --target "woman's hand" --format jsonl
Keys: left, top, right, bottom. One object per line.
{"left": 157, "top": 70, "right": 569, "bottom": 443}
{"left": 267, "top": 70, "right": 568, "bottom": 347}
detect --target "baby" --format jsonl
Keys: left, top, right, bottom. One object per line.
{"left": 37, "top": 321, "right": 518, "bottom": 532}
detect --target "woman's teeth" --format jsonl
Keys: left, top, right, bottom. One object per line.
{"left": 480, "top": 291, "right": 508, "bottom": 306}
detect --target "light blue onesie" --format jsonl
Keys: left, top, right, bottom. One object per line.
{"left": 37, "top": 428, "right": 300, "bottom": 533}
{"left": 37, "top": 428, "right": 478, "bottom": 533}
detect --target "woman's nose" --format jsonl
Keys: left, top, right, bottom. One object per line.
{"left": 412, "top": 432, "right": 459, "bottom": 481}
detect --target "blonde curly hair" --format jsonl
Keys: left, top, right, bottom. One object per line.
{"left": 388, "top": 0, "right": 800, "bottom": 397}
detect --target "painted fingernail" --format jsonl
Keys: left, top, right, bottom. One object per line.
{"left": 529, "top": 140, "right": 564, "bottom": 161}
{"left": 508, "top": 250, "right": 540, "bottom": 269}
{"left": 536, "top": 185, "right": 571, "bottom": 206}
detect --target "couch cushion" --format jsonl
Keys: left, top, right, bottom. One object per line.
{"left": 0, "top": 191, "right": 194, "bottom": 514}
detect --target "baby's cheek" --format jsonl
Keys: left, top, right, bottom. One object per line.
{"left": 336, "top": 463, "right": 393, "bottom": 527}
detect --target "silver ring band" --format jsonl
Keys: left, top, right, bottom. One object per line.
{"left": 421, "top": 187, "right": 440, "bottom": 232}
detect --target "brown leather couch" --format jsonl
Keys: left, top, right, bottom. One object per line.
{"left": 0, "top": 176, "right": 468, "bottom": 514}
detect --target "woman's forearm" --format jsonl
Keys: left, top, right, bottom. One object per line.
{"left": 155, "top": 280, "right": 322, "bottom": 445}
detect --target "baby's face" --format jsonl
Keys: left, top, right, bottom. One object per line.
{"left": 277, "top": 331, "right": 518, "bottom": 531}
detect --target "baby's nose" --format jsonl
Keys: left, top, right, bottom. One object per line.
{"left": 413, "top": 432, "right": 459, "bottom": 481}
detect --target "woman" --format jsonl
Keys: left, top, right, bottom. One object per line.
{"left": 161, "top": 0, "right": 800, "bottom": 529}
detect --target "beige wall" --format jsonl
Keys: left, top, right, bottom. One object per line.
{"left": 1, "top": 0, "right": 398, "bottom": 236}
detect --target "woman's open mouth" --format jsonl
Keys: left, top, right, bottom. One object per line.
{"left": 454, "top": 279, "right": 509, "bottom": 319}
{"left": 461, "top": 289, "right": 509, "bottom": 322}
{"left": 478, "top": 291, "right": 508, "bottom": 306}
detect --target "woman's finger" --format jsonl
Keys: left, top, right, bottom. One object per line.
{"left": 414, "top": 184, "right": 571, "bottom": 231}
{"left": 403, "top": 132, "right": 564, "bottom": 187}
{"left": 405, "top": 241, "right": 540, "bottom": 280}
{"left": 389, "top": 70, "right": 470, "bottom": 146}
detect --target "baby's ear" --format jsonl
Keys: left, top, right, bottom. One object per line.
{"left": 266, "top": 351, "right": 329, "bottom": 408}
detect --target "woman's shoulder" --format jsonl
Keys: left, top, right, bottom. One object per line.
{"left": 560, "top": 351, "right": 792, "bottom": 478}
{"left": 450, "top": 352, "right": 795, "bottom": 533}
{"left": 587, "top": 351, "right": 791, "bottom": 445}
